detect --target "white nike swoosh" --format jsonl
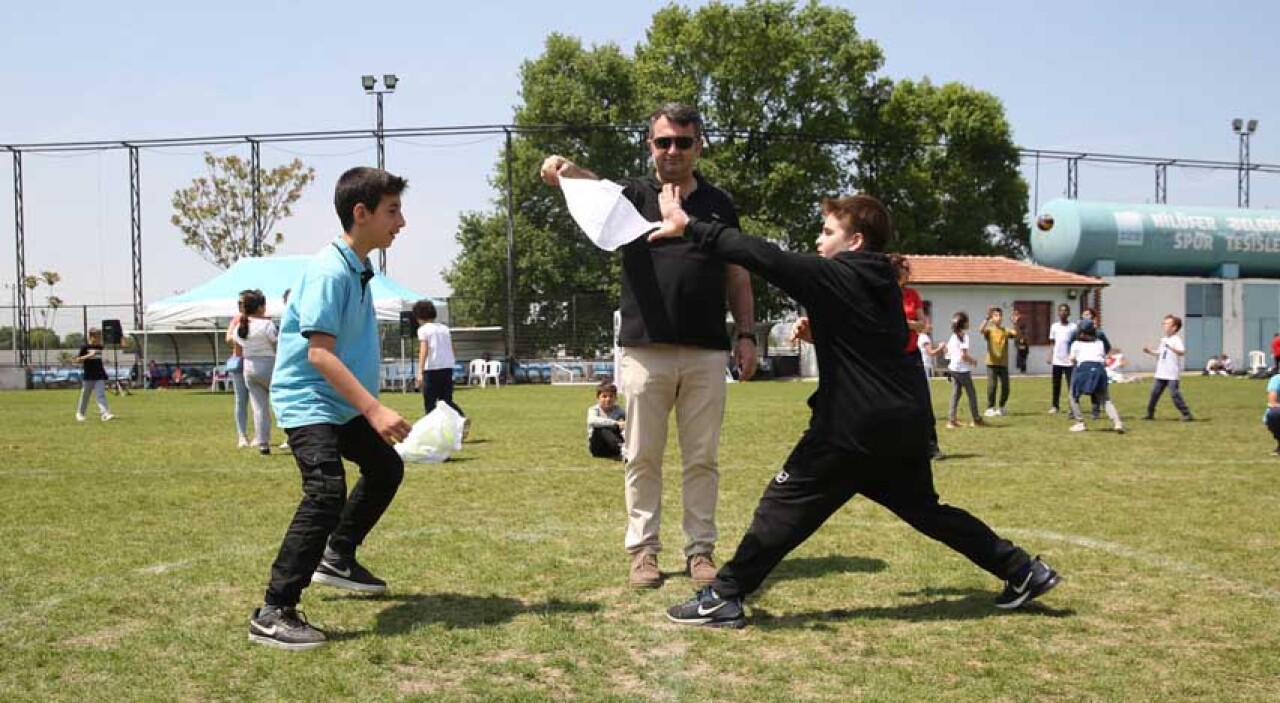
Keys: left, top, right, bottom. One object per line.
{"left": 252, "top": 623, "right": 279, "bottom": 636}
{"left": 697, "top": 602, "right": 728, "bottom": 616}
{"left": 325, "top": 564, "right": 352, "bottom": 578}
{"left": 1011, "top": 571, "right": 1034, "bottom": 594}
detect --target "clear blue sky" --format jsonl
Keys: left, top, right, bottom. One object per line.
{"left": 2, "top": 0, "right": 1277, "bottom": 322}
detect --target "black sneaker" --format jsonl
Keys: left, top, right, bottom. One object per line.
{"left": 312, "top": 556, "right": 388, "bottom": 595}
{"left": 995, "top": 556, "right": 1061, "bottom": 610}
{"left": 1141, "top": 415, "right": 1155, "bottom": 421}
{"left": 666, "top": 586, "right": 746, "bottom": 629}
{"left": 248, "top": 606, "right": 327, "bottom": 651}
{"left": 1181, "top": 415, "right": 1194, "bottom": 423}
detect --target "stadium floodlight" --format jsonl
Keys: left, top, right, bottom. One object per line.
{"left": 1247, "top": 119, "right": 1259, "bottom": 134}
{"left": 361, "top": 74, "right": 377, "bottom": 91}
{"left": 383, "top": 74, "right": 399, "bottom": 90}
{"left": 1232, "top": 118, "right": 1244, "bottom": 133}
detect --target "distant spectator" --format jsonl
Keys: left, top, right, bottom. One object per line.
{"left": 587, "top": 380, "right": 626, "bottom": 460}
{"left": 73, "top": 328, "right": 114, "bottom": 422}
{"left": 414, "top": 299, "right": 466, "bottom": 423}
{"left": 1271, "top": 332, "right": 1280, "bottom": 374}
{"left": 1221, "top": 353, "right": 1234, "bottom": 375}
{"left": 1204, "top": 355, "right": 1228, "bottom": 377}
{"left": 234, "top": 289, "right": 278, "bottom": 455}
{"left": 1014, "top": 313, "right": 1030, "bottom": 374}
{"left": 226, "top": 289, "right": 253, "bottom": 447}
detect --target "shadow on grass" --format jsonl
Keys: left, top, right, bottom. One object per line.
{"left": 934, "top": 452, "right": 980, "bottom": 461}
{"left": 328, "top": 593, "right": 602, "bottom": 639}
{"left": 753, "top": 555, "right": 888, "bottom": 596}
{"left": 751, "top": 588, "right": 1073, "bottom": 629}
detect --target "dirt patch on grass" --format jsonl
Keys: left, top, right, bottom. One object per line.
{"left": 61, "top": 619, "right": 145, "bottom": 649}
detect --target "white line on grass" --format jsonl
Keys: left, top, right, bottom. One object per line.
{"left": 1004, "top": 528, "right": 1280, "bottom": 603}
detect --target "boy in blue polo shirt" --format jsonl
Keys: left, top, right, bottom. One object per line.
{"left": 248, "top": 167, "right": 412, "bottom": 650}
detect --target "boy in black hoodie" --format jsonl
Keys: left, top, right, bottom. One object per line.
{"left": 652, "top": 188, "right": 1061, "bottom": 628}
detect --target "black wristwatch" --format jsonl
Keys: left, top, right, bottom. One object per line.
{"left": 737, "top": 333, "right": 756, "bottom": 343}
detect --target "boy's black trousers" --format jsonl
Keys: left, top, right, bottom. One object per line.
{"left": 589, "top": 426, "right": 624, "bottom": 458}
{"left": 264, "top": 416, "right": 405, "bottom": 607}
{"left": 712, "top": 432, "right": 1030, "bottom": 599}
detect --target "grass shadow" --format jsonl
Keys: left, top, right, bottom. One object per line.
{"left": 935, "top": 452, "right": 981, "bottom": 461}
{"left": 751, "top": 589, "right": 1073, "bottom": 629}
{"left": 753, "top": 555, "right": 888, "bottom": 596}
{"left": 327, "top": 593, "right": 601, "bottom": 639}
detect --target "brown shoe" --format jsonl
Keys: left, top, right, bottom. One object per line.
{"left": 629, "top": 551, "right": 662, "bottom": 589}
{"left": 687, "top": 553, "right": 717, "bottom": 587}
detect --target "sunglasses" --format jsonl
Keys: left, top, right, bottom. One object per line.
{"left": 651, "top": 136, "right": 697, "bottom": 151}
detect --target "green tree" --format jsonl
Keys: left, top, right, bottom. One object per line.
{"left": 444, "top": 0, "right": 1029, "bottom": 349}
{"left": 63, "top": 332, "right": 85, "bottom": 350}
{"left": 170, "top": 153, "right": 316, "bottom": 269}
{"left": 28, "top": 327, "right": 59, "bottom": 354}
{"left": 857, "top": 79, "right": 1030, "bottom": 256}
{"left": 445, "top": 34, "right": 642, "bottom": 355}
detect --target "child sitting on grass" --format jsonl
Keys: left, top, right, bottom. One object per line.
{"left": 587, "top": 380, "right": 626, "bottom": 460}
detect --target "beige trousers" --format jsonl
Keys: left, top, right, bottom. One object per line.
{"left": 618, "top": 344, "right": 728, "bottom": 557}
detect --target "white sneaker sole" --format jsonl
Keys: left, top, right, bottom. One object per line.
{"left": 311, "top": 571, "right": 388, "bottom": 594}
{"left": 248, "top": 633, "right": 326, "bottom": 651}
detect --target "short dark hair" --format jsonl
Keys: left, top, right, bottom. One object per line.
{"left": 412, "top": 299, "right": 437, "bottom": 322}
{"left": 1165, "top": 314, "right": 1183, "bottom": 332}
{"left": 887, "top": 253, "right": 911, "bottom": 280}
{"left": 596, "top": 379, "right": 617, "bottom": 396}
{"left": 334, "top": 167, "right": 408, "bottom": 232}
{"left": 821, "top": 194, "right": 893, "bottom": 252}
{"left": 648, "top": 102, "right": 704, "bottom": 139}
{"left": 988, "top": 306, "right": 1003, "bottom": 316}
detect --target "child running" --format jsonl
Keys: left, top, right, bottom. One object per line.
{"left": 646, "top": 187, "right": 1060, "bottom": 629}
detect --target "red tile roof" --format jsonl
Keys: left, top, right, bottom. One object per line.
{"left": 904, "top": 256, "right": 1106, "bottom": 287}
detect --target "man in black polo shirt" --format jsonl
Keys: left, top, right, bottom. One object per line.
{"left": 542, "top": 103, "right": 756, "bottom": 589}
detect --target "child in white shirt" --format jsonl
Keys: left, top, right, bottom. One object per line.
{"left": 1142, "top": 315, "right": 1194, "bottom": 421}
{"left": 587, "top": 380, "right": 626, "bottom": 459}
{"left": 945, "top": 312, "right": 983, "bottom": 427}
{"left": 1067, "top": 320, "right": 1124, "bottom": 433}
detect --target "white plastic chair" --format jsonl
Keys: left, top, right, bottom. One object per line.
{"left": 1248, "top": 350, "right": 1268, "bottom": 376}
{"left": 468, "top": 359, "right": 487, "bottom": 386}
{"left": 484, "top": 360, "right": 503, "bottom": 387}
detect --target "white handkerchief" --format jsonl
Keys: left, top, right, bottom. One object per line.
{"left": 561, "top": 177, "right": 659, "bottom": 251}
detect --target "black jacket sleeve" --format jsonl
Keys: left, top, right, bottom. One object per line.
{"left": 685, "top": 218, "right": 828, "bottom": 308}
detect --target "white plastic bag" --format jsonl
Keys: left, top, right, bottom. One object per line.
{"left": 395, "top": 402, "right": 465, "bottom": 464}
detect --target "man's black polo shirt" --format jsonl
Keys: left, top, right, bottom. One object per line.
{"left": 618, "top": 172, "right": 740, "bottom": 350}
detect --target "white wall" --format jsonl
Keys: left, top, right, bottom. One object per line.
{"left": 1096, "top": 276, "right": 1187, "bottom": 374}
{"left": 912, "top": 284, "right": 1076, "bottom": 376}
{"left": 1100, "top": 276, "right": 1272, "bottom": 373}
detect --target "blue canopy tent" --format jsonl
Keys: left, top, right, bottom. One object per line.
{"left": 135, "top": 256, "right": 445, "bottom": 371}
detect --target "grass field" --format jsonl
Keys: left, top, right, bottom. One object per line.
{"left": 1, "top": 376, "right": 1278, "bottom": 701}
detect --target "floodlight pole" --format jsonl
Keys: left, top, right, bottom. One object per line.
{"left": 362, "top": 75, "right": 396, "bottom": 274}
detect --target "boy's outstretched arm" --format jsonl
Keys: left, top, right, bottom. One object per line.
{"left": 307, "top": 333, "right": 411, "bottom": 445}
{"left": 649, "top": 184, "right": 824, "bottom": 306}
